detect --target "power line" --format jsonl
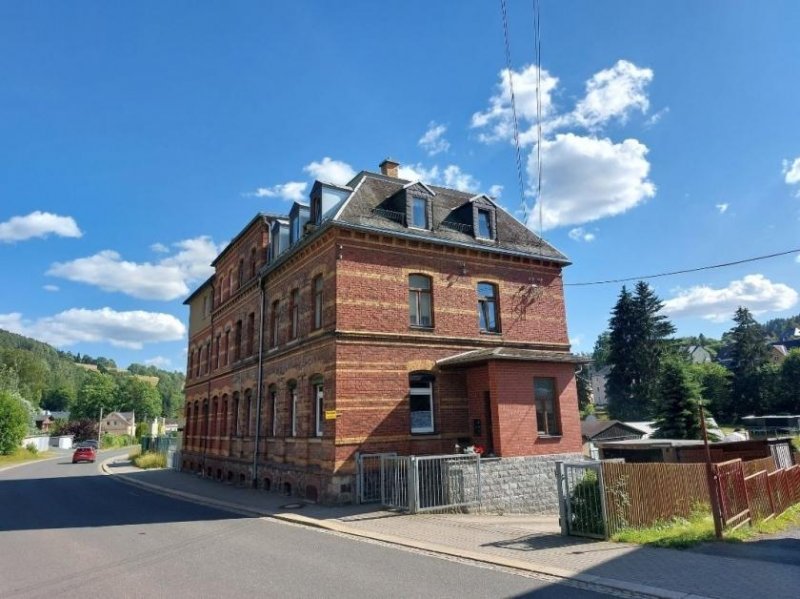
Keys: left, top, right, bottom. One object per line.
{"left": 499, "top": 0, "right": 527, "bottom": 227}
{"left": 564, "top": 248, "right": 800, "bottom": 287}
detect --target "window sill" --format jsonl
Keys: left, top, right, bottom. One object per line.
{"left": 537, "top": 434, "right": 562, "bottom": 439}
{"left": 309, "top": 437, "right": 323, "bottom": 443}
{"left": 409, "top": 325, "right": 435, "bottom": 332}
{"left": 410, "top": 431, "right": 438, "bottom": 437}
{"left": 479, "top": 330, "right": 502, "bottom": 336}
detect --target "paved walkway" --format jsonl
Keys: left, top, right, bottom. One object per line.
{"left": 103, "top": 459, "right": 800, "bottom": 599}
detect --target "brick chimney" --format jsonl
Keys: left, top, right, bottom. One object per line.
{"left": 379, "top": 158, "right": 399, "bottom": 178}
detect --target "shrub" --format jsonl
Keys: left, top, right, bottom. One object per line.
{"left": 133, "top": 451, "right": 166, "bottom": 469}
{"left": 25, "top": 443, "right": 38, "bottom": 455}
{"left": 569, "top": 471, "right": 606, "bottom": 537}
{"left": 128, "top": 446, "right": 141, "bottom": 460}
{"left": 0, "top": 390, "right": 29, "bottom": 455}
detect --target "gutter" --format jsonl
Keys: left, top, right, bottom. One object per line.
{"left": 251, "top": 275, "right": 267, "bottom": 487}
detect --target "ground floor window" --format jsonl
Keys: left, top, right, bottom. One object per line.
{"left": 314, "top": 381, "right": 324, "bottom": 437}
{"left": 409, "top": 373, "right": 434, "bottom": 433}
{"left": 290, "top": 385, "right": 298, "bottom": 437}
{"left": 534, "top": 377, "right": 559, "bottom": 435}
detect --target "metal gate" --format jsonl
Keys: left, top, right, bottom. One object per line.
{"left": 556, "top": 461, "right": 607, "bottom": 539}
{"left": 379, "top": 454, "right": 481, "bottom": 513}
{"left": 356, "top": 452, "right": 396, "bottom": 503}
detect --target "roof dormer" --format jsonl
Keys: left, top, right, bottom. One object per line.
{"left": 310, "top": 181, "right": 351, "bottom": 225}
{"left": 402, "top": 182, "right": 435, "bottom": 230}
{"left": 470, "top": 194, "right": 497, "bottom": 241}
{"left": 269, "top": 219, "right": 290, "bottom": 262}
{"left": 289, "top": 202, "right": 310, "bottom": 245}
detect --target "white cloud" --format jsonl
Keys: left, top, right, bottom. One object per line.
{"left": 568, "top": 227, "right": 596, "bottom": 242}
{"left": 662, "top": 274, "right": 799, "bottom": 322}
{"left": 471, "top": 65, "right": 559, "bottom": 144}
{"left": 43, "top": 284, "right": 59, "bottom": 292}
{"left": 645, "top": 107, "right": 670, "bottom": 127}
{"left": 48, "top": 236, "right": 223, "bottom": 301}
{"left": 144, "top": 356, "right": 172, "bottom": 368}
{"left": 0, "top": 308, "right": 186, "bottom": 349}
{"left": 418, "top": 122, "right": 450, "bottom": 156}
{"left": 572, "top": 60, "right": 653, "bottom": 129}
{"left": 488, "top": 184, "right": 504, "bottom": 199}
{"left": 397, "top": 163, "right": 480, "bottom": 193}
{"left": 783, "top": 157, "right": 800, "bottom": 186}
{"left": 303, "top": 157, "right": 356, "bottom": 186}
{"left": 716, "top": 203, "right": 729, "bottom": 214}
{"left": 150, "top": 242, "right": 169, "bottom": 253}
{"left": 529, "top": 133, "right": 655, "bottom": 230}
{"left": 0, "top": 211, "right": 82, "bottom": 243}
{"left": 569, "top": 335, "right": 583, "bottom": 347}
{"left": 249, "top": 181, "right": 308, "bottom": 202}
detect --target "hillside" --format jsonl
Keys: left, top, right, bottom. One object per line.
{"left": 0, "top": 328, "right": 184, "bottom": 418}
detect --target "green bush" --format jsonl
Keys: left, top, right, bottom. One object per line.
{"left": 0, "top": 390, "right": 29, "bottom": 455}
{"left": 100, "top": 433, "right": 135, "bottom": 448}
{"left": 133, "top": 451, "right": 166, "bottom": 469}
{"left": 25, "top": 443, "right": 38, "bottom": 455}
{"left": 569, "top": 471, "right": 606, "bottom": 537}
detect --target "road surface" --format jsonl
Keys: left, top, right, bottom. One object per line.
{"left": 0, "top": 451, "right": 622, "bottom": 598}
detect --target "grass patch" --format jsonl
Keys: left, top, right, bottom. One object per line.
{"left": 133, "top": 451, "right": 166, "bottom": 469}
{"left": 0, "top": 447, "right": 52, "bottom": 467}
{"left": 613, "top": 503, "right": 800, "bottom": 548}
{"left": 612, "top": 508, "right": 721, "bottom": 549}
{"left": 128, "top": 446, "right": 142, "bottom": 460}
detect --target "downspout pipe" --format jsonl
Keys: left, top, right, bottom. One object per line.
{"left": 252, "top": 275, "right": 267, "bottom": 487}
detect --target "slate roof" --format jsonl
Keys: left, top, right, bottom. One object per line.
{"left": 336, "top": 172, "right": 569, "bottom": 263}
{"left": 581, "top": 419, "right": 645, "bottom": 441}
{"left": 437, "top": 347, "right": 588, "bottom": 368}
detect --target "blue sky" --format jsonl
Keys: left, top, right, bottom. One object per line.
{"left": 1, "top": 1, "right": 799, "bottom": 370}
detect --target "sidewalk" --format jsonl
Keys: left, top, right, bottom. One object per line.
{"left": 103, "top": 458, "right": 799, "bottom": 599}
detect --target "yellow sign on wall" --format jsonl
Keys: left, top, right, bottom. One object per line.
{"left": 325, "top": 410, "right": 338, "bottom": 420}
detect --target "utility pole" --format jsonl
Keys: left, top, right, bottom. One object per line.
{"left": 97, "top": 406, "right": 104, "bottom": 445}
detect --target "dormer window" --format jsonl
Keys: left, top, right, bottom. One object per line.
{"left": 410, "top": 197, "right": 428, "bottom": 229}
{"left": 477, "top": 209, "right": 493, "bottom": 239}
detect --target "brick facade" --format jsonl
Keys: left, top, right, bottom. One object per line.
{"left": 181, "top": 165, "right": 584, "bottom": 504}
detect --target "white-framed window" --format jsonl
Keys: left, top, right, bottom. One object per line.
{"left": 409, "top": 373, "right": 434, "bottom": 434}
{"left": 410, "top": 197, "right": 428, "bottom": 229}
{"left": 290, "top": 386, "right": 298, "bottom": 437}
{"left": 534, "top": 378, "right": 560, "bottom": 435}
{"left": 290, "top": 288, "right": 299, "bottom": 339}
{"left": 314, "top": 381, "right": 324, "bottom": 437}
{"left": 477, "top": 282, "right": 500, "bottom": 333}
{"left": 408, "top": 274, "right": 433, "bottom": 327}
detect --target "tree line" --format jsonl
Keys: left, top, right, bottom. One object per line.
{"left": 586, "top": 282, "right": 800, "bottom": 438}
{"left": 0, "top": 327, "right": 184, "bottom": 421}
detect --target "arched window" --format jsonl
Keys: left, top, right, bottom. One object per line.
{"left": 244, "top": 389, "right": 252, "bottom": 437}
{"left": 268, "top": 385, "right": 278, "bottom": 437}
{"left": 409, "top": 372, "right": 435, "bottom": 434}
{"left": 287, "top": 380, "right": 298, "bottom": 437}
{"left": 312, "top": 376, "right": 324, "bottom": 437}
{"left": 185, "top": 403, "right": 192, "bottom": 438}
{"left": 408, "top": 274, "right": 433, "bottom": 327}
{"left": 477, "top": 282, "right": 500, "bottom": 333}
{"left": 312, "top": 275, "right": 324, "bottom": 329}
{"left": 221, "top": 394, "right": 229, "bottom": 436}
{"left": 211, "top": 397, "right": 219, "bottom": 437}
{"left": 238, "top": 258, "right": 244, "bottom": 288}
{"left": 250, "top": 247, "right": 257, "bottom": 278}
{"left": 232, "top": 392, "right": 240, "bottom": 436}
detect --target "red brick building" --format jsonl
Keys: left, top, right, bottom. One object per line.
{"left": 182, "top": 159, "right": 584, "bottom": 504}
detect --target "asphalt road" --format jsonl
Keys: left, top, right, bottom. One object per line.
{"left": 0, "top": 451, "right": 620, "bottom": 599}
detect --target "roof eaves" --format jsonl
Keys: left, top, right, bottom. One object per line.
{"left": 183, "top": 275, "right": 214, "bottom": 305}
{"left": 334, "top": 220, "right": 571, "bottom": 265}
{"left": 211, "top": 213, "right": 273, "bottom": 267}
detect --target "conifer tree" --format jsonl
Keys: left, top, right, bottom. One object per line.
{"left": 728, "top": 306, "right": 768, "bottom": 417}
{"left": 652, "top": 359, "right": 703, "bottom": 440}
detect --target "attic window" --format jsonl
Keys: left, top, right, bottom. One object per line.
{"left": 410, "top": 197, "right": 428, "bottom": 229}
{"left": 476, "top": 209, "right": 493, "bottom": 239}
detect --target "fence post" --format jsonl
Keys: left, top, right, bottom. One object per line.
{"left": 407, "top": 456, "right": 418, "bottom": 514}
{"left": 355, "top": 453, "right": 362, "bottom": 504}
{"left": 476, "top": 454, "right": 482, "bottom": 509}
{"left": 556, "top": 461, "right": 568, "bottom": 536}
{"left": 596, "top": 462, "right": 609, "bottom": 539}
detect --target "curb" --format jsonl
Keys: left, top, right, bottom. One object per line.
{"left": 100, "top": 458, "right": 714, "bottom": 599}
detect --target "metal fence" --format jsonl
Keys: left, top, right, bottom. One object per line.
{"left": 356, "top": 452, "right": 396, "bottom": 504}
{"left": 379, "top": 454, "right": 481, "bottom": 514}
{"left": 556, "top": 461, "right": 607, "bottom": 539}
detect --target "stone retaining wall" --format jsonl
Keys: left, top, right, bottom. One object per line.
{"left": 474, "top": 453, "right": 583, "bottom": 515}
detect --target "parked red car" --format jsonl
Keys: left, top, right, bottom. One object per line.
{"left": 72, "top": 446, "right": 97, "bottom": 464}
